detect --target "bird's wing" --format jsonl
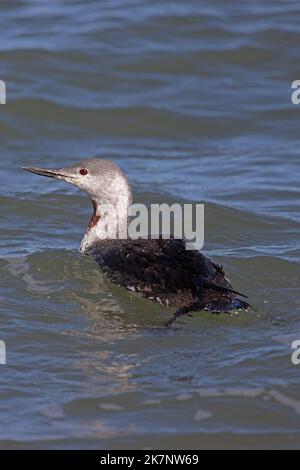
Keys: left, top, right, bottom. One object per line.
{"left": 89, "top": 237, "right": 249, "bottom": 312}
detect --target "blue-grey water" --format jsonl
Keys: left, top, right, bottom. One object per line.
{"left": 0, "top": 0, "right": 300, "bottom": 449}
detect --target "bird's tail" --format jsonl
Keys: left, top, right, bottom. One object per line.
{"left": 204, "top": 280, "right": 249, "bottom": 299}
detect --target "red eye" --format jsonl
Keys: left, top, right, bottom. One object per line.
{"left": 79, "top": 168, "right": 88, "bottom": 176}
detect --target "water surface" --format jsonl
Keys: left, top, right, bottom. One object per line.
{"left": 0, "top": 0, "right": 300, "bottom": 449}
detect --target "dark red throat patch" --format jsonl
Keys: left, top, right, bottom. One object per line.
{"left": 88, "top": 200, "right": 100, "bottom": 231}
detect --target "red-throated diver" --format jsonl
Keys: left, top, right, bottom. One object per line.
{"left": 23, "top": 159, "right": 250, "bottom": 326}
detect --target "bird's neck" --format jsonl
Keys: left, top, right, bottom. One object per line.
{"left": 80, "top": 195, "right": 131, "bottom": 253}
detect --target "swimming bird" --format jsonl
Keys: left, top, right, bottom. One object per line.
{"left": 23, "top": 159, "right": 250, "bottom": 325}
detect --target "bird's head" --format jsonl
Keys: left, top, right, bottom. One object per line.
{"left": 23, "top": 158, "right": 132, "bottom": 207}
{"left": 23, "top": 158, "right": 133, "bottom": 251}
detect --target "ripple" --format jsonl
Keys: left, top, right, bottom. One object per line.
{"left": 1, "top": 0, "right": 300, "bottom": 449}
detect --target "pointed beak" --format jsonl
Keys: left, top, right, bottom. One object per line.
{"left": 22, "top": 167, "right": 73, "bottom": 181}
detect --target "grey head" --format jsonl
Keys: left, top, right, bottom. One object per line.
{"left": 23, "top": 158, "right": 132, "bottom": 205}
{"left": 23, "top": 158, "right": 133, "bottom": 252}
